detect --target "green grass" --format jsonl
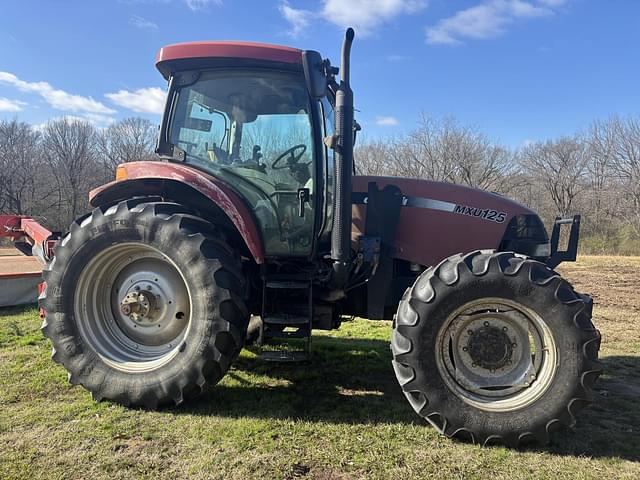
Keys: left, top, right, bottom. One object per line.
{"left": 1, "top": 257, "right": 640, "bottom": 479}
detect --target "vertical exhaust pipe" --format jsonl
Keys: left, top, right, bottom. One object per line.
{"left": 331, "top": 28, "right": 355, "bottom": 286}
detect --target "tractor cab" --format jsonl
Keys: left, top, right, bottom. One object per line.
{"left": 155, "top": 42, "right": 337, "bottom": 258}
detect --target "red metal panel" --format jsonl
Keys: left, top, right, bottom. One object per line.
{"left": 20, "top": 218, "right": 53, "bottom": 245}
{"left": 352, "top": 176, "right": 533, "bottom": 267}
{"left": 90, "top": 162, "right": 265, "bottom": 264}
{"left": 0, "top": 215, "right": 54, "bottom": 260}
{"left": 156, "top": 41, "right": 302, "bottom": 66}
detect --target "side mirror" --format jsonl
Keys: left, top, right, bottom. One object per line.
{"left": 302, "top": 50, "right": 327, "bottom": 99}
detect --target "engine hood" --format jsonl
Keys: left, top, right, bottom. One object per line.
{"left": 352, "top": 175, "right": 538, "bottom": 267}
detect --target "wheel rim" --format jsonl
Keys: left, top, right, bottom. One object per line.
{"left": 74, "top": 243, "right": 191, "bottom": 372}
{"left": 435, "top": 298, "right": 557, "bottom": 412}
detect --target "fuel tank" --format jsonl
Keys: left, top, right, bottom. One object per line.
{"left": 352, "top": 176, "right": 540, "bottom": 267}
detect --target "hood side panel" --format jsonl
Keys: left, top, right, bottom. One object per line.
{"left": 352, "top": 176, "right": 534, "bottom": 267}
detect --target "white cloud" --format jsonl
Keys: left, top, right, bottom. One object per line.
{"left": 280, "top": 0, "right": 427, "bottom": 37}
{"left": 105, "top": 87, "right": 165, "bottom": 114}
{"left": 120, "top": 0, "right": 222, "bottom": 10}
{"left": 82, "top": 113, "right": 117, "bottom": 127}
{"left": 129, "top": 15, "right": 159, "bottom": 30}
{"left": 0, "top": 97, "right": 26, "bottom": 112}
{"left": 426, "top": 0, "right": 562, "bottom": 45}
{"left": 322, "top": 0, "right": 427, "bottom": 35}
{"left": 33, "top": 115, "right": 102, "bottom": 132}
{"left": 184, "top": 0, "right": 222, "bottom": 11}
{"left": 279, "top": 2, "right": 312, "bottom": 38}
{"left": 33, "top": 116, "right": 84, "bottom": 132}
{"left": 537, "top": 0, "right": 567, "bottom": 6}
{"left": 0, "top": 71, "right": 116, "bottom": 114}
{"left": 375, "top": 115, "right": 399, "bottom": 126}
{"left": 386, "top": 54, "right": 412, "bottom": 62}
{"left": 35, "top": 113, "right": 118, "bottom": 132}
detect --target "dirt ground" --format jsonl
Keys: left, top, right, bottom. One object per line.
{"left": 559, "top": 255, "right": 640, "bottom": 314}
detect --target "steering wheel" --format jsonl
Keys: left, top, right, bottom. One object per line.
{"left": 272, "top": 144, "right": 308, "bottom": 170}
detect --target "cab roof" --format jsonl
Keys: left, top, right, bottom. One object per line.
{"left": 156, "top": 41, "right": 303, "bottom": 79}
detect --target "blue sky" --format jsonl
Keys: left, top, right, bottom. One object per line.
{"left": 0, "top": 0, "right": 638, "bottom": 147}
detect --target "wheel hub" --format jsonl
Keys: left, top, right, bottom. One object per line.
{"left": 113, "top": 261, "right": 188, "bottom": 347}
{"left": 74, "top": 243, "right": 191, "bottom": 371}
{"left": 437, "top": 299, "right": 557, "bottom": 411}
{"left": 467, "top": 324, "right": 514, "bottom": 370}
{"left": 120, "top": 289, "right": 158, "bottom": 322}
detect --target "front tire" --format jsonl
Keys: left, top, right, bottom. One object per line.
{"left": 41, "top": 201, "right": 248, "bottom": 408}
{"left": 392, "top": 250, "right": 601, "bottom": 447}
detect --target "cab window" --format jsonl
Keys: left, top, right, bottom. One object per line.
{"left": 169, "top": 69, "right": 316, "bottom": 256}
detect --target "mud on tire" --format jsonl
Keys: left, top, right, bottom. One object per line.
{"left": 40, "top": 200, "right": 249, "bottom": 408}
{"left": 392, "top": 250, "right": 602, "bottom": 447}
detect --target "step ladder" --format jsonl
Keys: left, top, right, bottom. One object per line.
{"left": 258, "top": 276, "right": 313, "bottom": 362}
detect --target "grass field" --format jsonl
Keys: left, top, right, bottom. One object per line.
{"left": 0, "top": 256, "right": 639, "bottom": 479}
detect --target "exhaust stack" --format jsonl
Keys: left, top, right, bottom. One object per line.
{"left": 331, "top": 28, "right": 355, "bottom": 285}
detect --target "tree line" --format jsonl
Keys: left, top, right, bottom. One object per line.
{"left": 1, "top": 114, "right": 638, "bottom": 254}
{"left": 0, "top": 117, "right": 156, "bottom": 231}
{"left": 355, "top": 114, "right": 640, "bottom": 254}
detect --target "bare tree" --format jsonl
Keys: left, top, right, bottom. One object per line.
{"left": 354, "top": 138, "right": 395, "bottom": 176}
{"left": 604, "top": 116, "right": 640, "bottom": 237}
{"left": 98, "top": 117, "right": 157, "bottom": 170}
{"left": 0, "top": 119, "right": 44, "bottom": 215}
{"left": 521, "top": 137, "right": 589, "bottom": 217}
{"left": 41, "top": 118, "right": 99, "bottom": 227}
{"left": 356, "top": 115, "right": 517, "bottom": 193}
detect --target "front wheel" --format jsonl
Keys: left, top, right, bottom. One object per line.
{"left": 41, "top": 201, "right": 248, "bottom": 408}
{"left": 392, "top": 250, "right": 601, "bottom": 447}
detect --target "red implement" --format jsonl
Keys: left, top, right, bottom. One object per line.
{"left": 0, "top": 215, "right": 56, "bottom": 263}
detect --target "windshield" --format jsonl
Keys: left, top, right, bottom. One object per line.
{"left": 169, "top": 69, "right": 316, "bottom": 256}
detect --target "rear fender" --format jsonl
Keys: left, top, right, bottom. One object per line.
{"left": 89, "top": 161, "right": 264, "bottom": 264}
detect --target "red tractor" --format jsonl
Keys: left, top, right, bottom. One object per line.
{"left": 33, "top": 29, "right": 600, "bottom": 446}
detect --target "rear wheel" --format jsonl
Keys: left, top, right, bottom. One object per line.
{"left": 41, "top": 200, "right": 248, "bottom": 408}
{"left": 392, "top": 250, "right": 601, "bottom": 447}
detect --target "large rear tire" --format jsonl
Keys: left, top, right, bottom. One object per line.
{"left": 392, "top": 250, "right": 601, "bottom": 447}
{"left": 41, "top": 200, "right": 248, "bottom": 408}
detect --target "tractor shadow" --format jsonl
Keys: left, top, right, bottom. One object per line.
{"left": 181, "top": 335, "right": 640, "bottom": 462}
{"left": 185, "top": 335, "right": 419, "bottom": 426}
